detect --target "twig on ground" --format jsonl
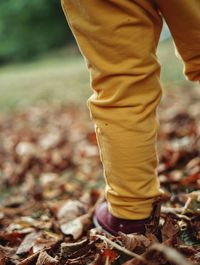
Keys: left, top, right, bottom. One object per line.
{"left": 181, "top": 197, "right": 192, "bottom": 215}
{"left": 95, "top": 234, "right": 147, "bottom": 263}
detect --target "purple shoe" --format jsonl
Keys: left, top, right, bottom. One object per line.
{"left": 93, "top": 201, "right": 151, "bottom": 236}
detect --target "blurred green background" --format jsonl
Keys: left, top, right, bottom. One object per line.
{"left": 0, "top": 0, "right": 74, "bottom": 63}
{"left": 0, "top": 0, "right": 191, "bottom": 113}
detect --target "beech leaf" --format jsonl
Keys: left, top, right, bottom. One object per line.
{"left": 16, "top": 231, "right": 41, "bottom": 255}
{"left": 36, "top": 251, "right": 59, "bottom": 265}
{"left": 119, "top": 232, "right": 151, "bottom": 251}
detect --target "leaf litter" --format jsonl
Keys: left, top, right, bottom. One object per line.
{"left": 0, "top": 85, "right": 200, "bottom": 264}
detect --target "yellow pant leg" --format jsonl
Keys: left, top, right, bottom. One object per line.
{"left": 156, "top": 0, "right": 200, "bottom": 81}
{"left": 61, "top": 0, "right": 163, "bottom": 219}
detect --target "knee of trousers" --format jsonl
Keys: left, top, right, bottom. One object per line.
{"left": 86, "top": 67, "right": 163, "bottom": 126}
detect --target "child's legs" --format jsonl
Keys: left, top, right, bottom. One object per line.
{"left": 156, "top": 0, "right": 200, "bottom": 81}
{"left": 61, "top": 0, "right": 163, "bottom": 219}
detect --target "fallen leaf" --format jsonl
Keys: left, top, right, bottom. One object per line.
{"left": 36, "top": 251, "right": 59, "bottom": 265}
{"left": 161, "top": 215, "right": 180, "bottom": 245}
{"left": 119, "top": 232, "right": 151, "bottom": 252}
{"left": 57, "top": 200, "right": 86, "bottom": 224}
{"left": 60, "top": 213, "right": 92, "bottom": 240}
{"left": 16, "top": 142, "right": 38, "bottom": 157}
{"left": 60, "top": 238, "right": 89, "bottom": 257}
{"left": 32, "top": 231, "right": 62, "bottom": 253}
{"left": 146, "top": 243, "right": 192, "bottom": 265}
{"left": 16, "top": 231, "right": 41, "bottom": 255}
{"left": 101, "top": 248, "right": 118, "bottom": 263}
{"left": 0, "top": 245, "right": 19, "bottom": 262}
{"left": 64, "top": 240, "right": 97, "bottom": 260}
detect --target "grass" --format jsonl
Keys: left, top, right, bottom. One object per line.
{"left": 0, "top": 46, "right": 90, "bottom": 113}
{"left": 158, "top": 39, "right": 186, "bottom": 84}
{"left": 0, "top": 39, "right": 191, "bottom": 113}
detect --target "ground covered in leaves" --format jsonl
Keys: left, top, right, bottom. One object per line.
{"left": 0, "top": 85, "right": 200, "bottom": 265}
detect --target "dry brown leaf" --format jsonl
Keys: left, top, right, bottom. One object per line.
{"left": 122, "top": 259, "right": 146, "bottom": 265}
{"left": 0, "top": 255, "right": 6, "bottom": 265}
{"left": 161, "top": 215, "right": 180, "bottom": 244}
{"left": 176, "top": 245, "right": 198, "bottom": 256}
{"left": 194, "top": 252, "right": 200, "bottom": 264}
{"left": 16, "top": 142, "right": 38, "bottom": 157}
{"left": 60, "top": 238, "right": 89, "bottom": 257}
{"left": 191, "top": 216, "right": 200, "bottom": 241}
{"left": 145, "top": 197, "right": 162, "bottom": 235}
{"left": 143, "top": 233, "right": 159, "bottom": 245}
{"left": 146, "top": 243, "right": 192, "bottom": 265}
{"left": 57, "top": 200, "right": 86, "bottom": 224}
{"left": 16, "top": 231, "right": 41, "bottom": 255}
{"left": 119, "top": 232, "right": 151, "bottom": 251}
{"left": 186, "top": 191, "right": 200, "bottom": 215}
{"left": 63, "top": 240, "right": 97, "bottom": 260}
{"left": 0, "top": 230, "right": 25, "bottom": 246}
{"left": 32, "top": 231, "right": 62, "bottom": 253}
{"left": 60, "top": 213, "right": 92, "bottom": 240}
{"left": 38, "top": 131, "right": 64, "bottom": 150}
{"left": 101, "top": 248, "right": 119, "bottom": 263}
{"left": 3, "top": 195, "right": 26, "bottom": 208}
{"left": 80, "top": 192, "right": 92, "bottom": 208}
{"left": 36, "top": 251, "right": 59, "bottom": 265}
{"left": 12, "top": 215, "right": 52, "bottom": 231}
{"left": 39, "top": 173, "right": 59, "bottom": 187}
{"left": 0, "top": 245, "right": 19, "bottom": 263}
{"left": 18, "top": 251, "right": 40, "bottom": 265}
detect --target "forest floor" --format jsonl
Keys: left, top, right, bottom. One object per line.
{"left": 0, "top": 82, "right": 199, "bottom": 265}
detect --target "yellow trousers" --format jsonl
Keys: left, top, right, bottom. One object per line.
{"left": 61, "top": 0, "right": 200, "bottom": 219}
